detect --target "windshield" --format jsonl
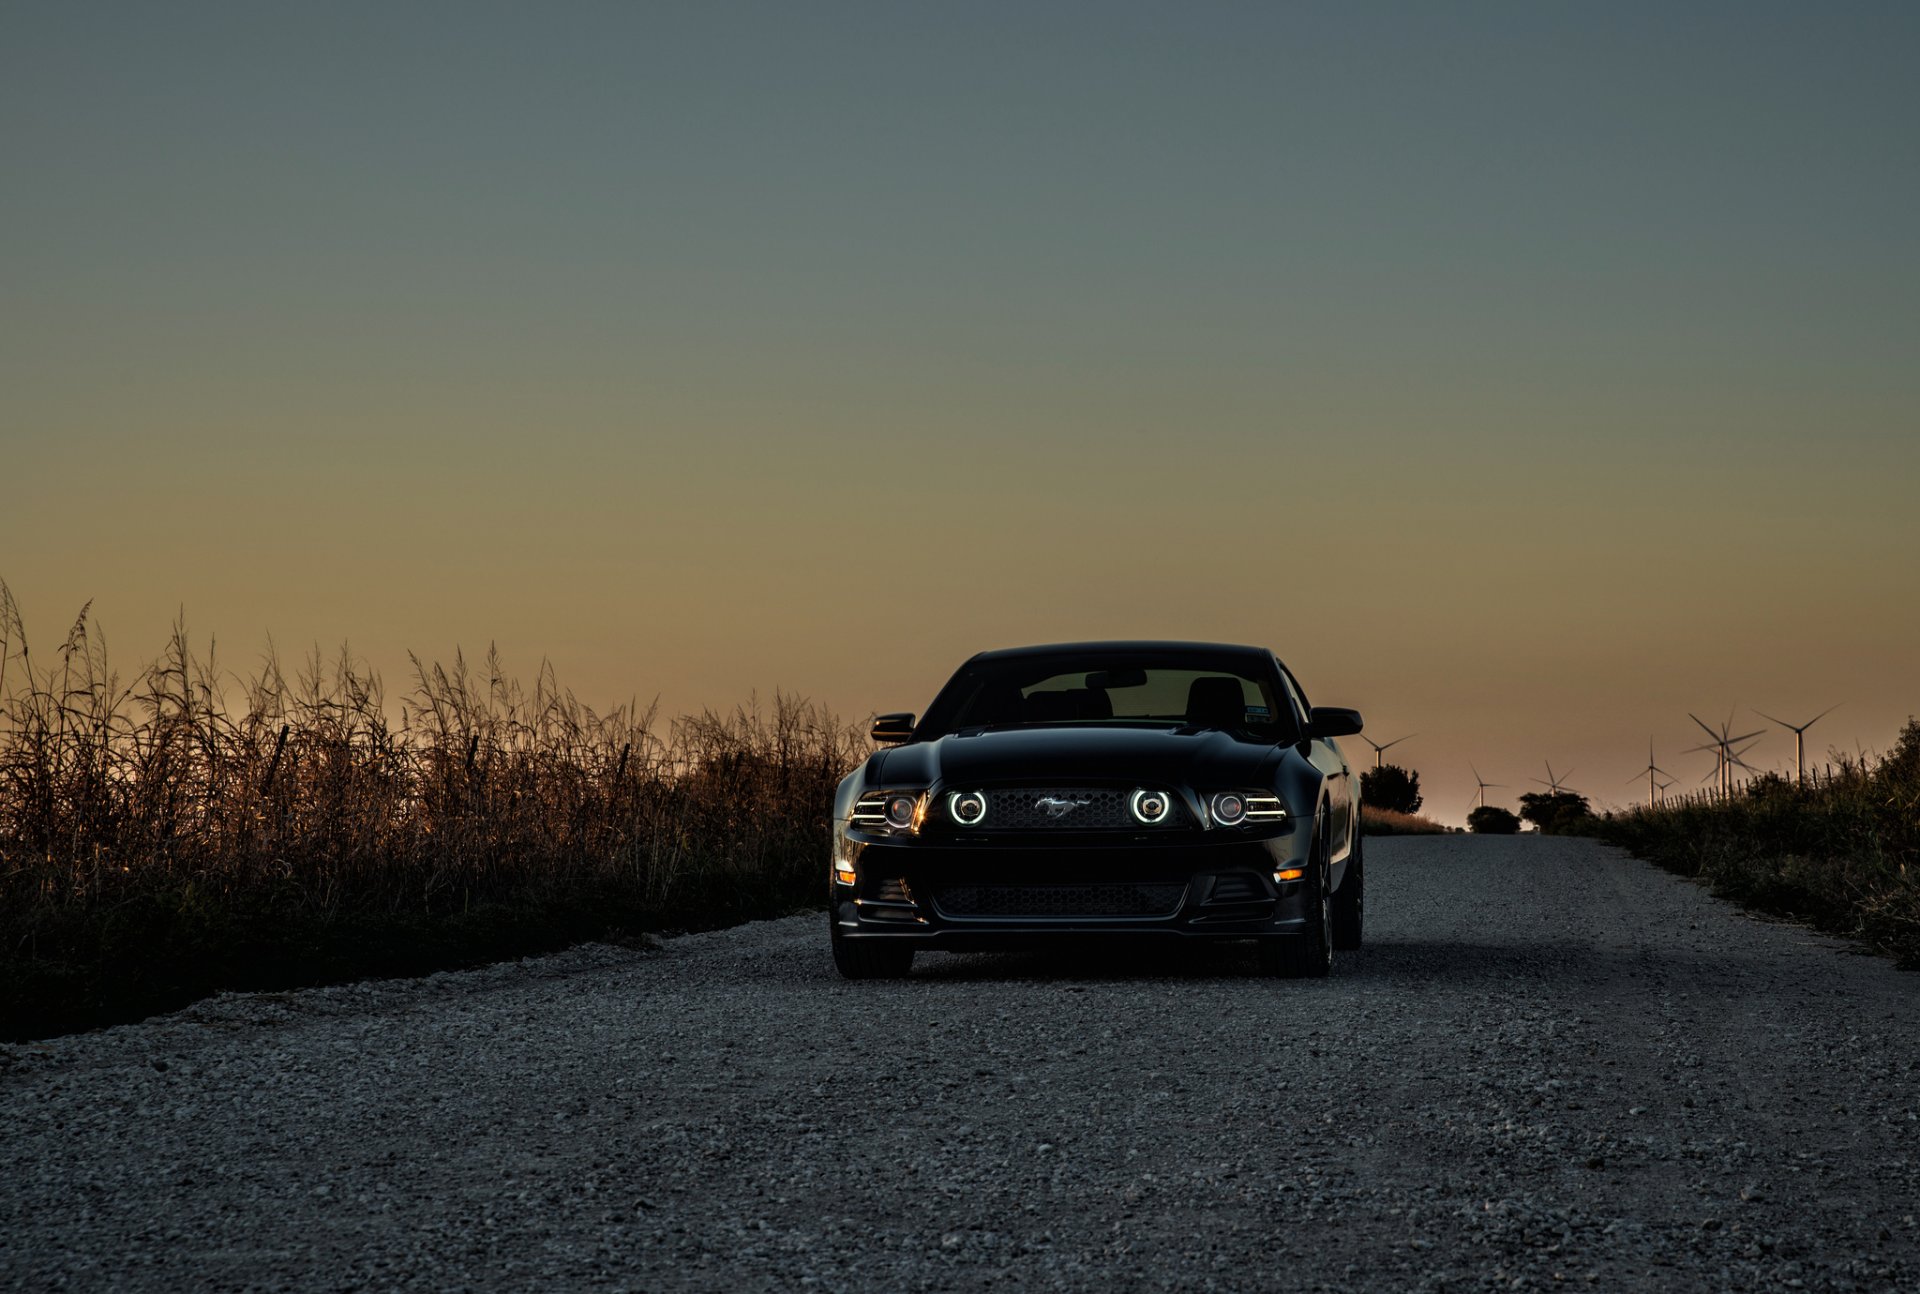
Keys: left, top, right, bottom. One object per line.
{"left": 920, "top": 652, "right": 1294, "bottom": 741}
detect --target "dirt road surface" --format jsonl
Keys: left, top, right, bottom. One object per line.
{"left": 3, "top": 835, "right": 1915, "bottom": 1291}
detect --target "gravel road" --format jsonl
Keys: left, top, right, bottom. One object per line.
{"left": 4, "top": 835, "right": 1916, "bottom": 1292}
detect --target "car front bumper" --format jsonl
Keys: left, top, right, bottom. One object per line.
{"left": 830, "top": 818, "right": 1317, "bottom": 948}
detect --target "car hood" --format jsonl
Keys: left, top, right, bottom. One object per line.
{"left": 877, "top": 725, "right": 1281, "bottom": 789}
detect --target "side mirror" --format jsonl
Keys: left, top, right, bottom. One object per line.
{"left": 1308, "top": 706, "right": 1364, "bottom": 739}
{"left": 869, "top": 712, "right": 916, "bottom": 745}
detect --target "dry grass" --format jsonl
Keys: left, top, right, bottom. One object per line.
{"left": 1595, "top": 720, "right": 1920, "bottom": 968}
{"left": 0, "top": 583, "right": 865, "bottom": 1037}
{"left": 1360, "top": 805, "right": 1451, "bottom": 836}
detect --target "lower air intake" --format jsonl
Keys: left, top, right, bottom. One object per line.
{"left": 932, "top": 882, "right": 1186, "bottom": 919}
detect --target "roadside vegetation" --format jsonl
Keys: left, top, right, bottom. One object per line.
{"left": 1360, "top": 805, "right": 1450, "bottom": 836}
{"left": 1360, "top": 761, "right": 1450, "bottom": 834}
{"left": 1359, "top": 763, "right": 1421, "bottom": 816}
{"left": 1467, "top": 805, "right": 1520, "bottom": 834}
{"left": 1518, "top": 790, "right": 1594, "bottom": 835}
{"left": 1595, "top": 721, "right": 1920, "bottom": 968}
{"left": 0, "top": 585, "right": 865, "bottom": 1039}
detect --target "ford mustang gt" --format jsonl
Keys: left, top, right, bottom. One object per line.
{"left": 828, "top": 641, "right": 1365, "bottom": 979}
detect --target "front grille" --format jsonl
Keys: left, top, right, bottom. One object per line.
{"left": 956, "top": 787, "right": 1185, "bottom": 830}
{"left": 931, "top": 881, "right": 1187, "bottom": 919}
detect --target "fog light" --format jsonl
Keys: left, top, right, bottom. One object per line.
{"left": 835, "top": 863, "right": 858, "bottom": 885}
{"left": 948, "top": 790, "right": 988, "bottom": 826}
{"left": 1130, "top": 789, "right": 1171, "bottom": 824}
{"left": 1273, "top": 867, "right": 1304, "bottom": 882}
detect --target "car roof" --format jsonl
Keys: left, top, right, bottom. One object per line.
{"left": 966, "top": 640, "right": 1275, "bottom": 664}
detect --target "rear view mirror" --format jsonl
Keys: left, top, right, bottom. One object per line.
{"left": 869, "top": 712, "right": 915, "bottom": 744}
{"left": 1084, "top": 668, "right": 1148, "bottom": 690}
{"left": 1308, "top": 706, "right": 1364, "bottom": 739}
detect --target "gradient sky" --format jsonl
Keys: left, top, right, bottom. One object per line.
{"left": 5, "top": 2, "right": 1917, "bottom": 822}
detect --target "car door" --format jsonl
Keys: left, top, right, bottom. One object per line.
{"left": 1278, "top": 661, "right": 1356, "bottom": 869}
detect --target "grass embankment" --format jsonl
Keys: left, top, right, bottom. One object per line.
{"left": 1594, "top": 720, "right": 1920, "bottom": 968}
{"left": 1361, "top": 805, "right": 1451, "bottom": 836}
{"left": 0, "top": 586, "right": 863, "bottom": 1039}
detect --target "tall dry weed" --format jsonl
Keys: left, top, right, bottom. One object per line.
{"left": 0, "top": 582, "right": 867, "bottom": 1034}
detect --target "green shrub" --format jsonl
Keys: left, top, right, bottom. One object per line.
{"left": 1360, "top": 763, "right": 1422, "bottom": 814}
{"left": 1467, "top": 805, "right": 1521, "bottom": 834}
{"left": 1518, "top": 790, "right": 1593, "bottom": 835}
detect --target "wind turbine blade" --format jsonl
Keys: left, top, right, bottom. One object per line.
{"left": 1806, "top": 703, "right": 1841, "bottom": 728}
{"left": 1650, "top": 765, "right": 1673, "bottom": 777}
{"left": 1754, "top": 709, "right": 1792, "bottom": 730}
{"left": 1727, "top": 729, "right": 1765, "bottom": 746}
{"left": 1688, "top": 712, "right": 1721, "bottom": 742}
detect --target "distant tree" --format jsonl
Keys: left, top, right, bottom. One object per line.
{"left": 1360, "top": 763, "right": 1422, "bottom": 815}
{"left": 1517, "top": 790, "right": 1593, "bottom": 835}
{"left": 1467, "top": 805, "right": 1521, "bottom": 834}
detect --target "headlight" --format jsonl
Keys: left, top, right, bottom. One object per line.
{"left": 947, "top": 790, "right": 988, "bottom": 826}
{"left": 1130, "top": 789, "right": 1172, "bottom": 824}
{"left": 851, "top": 790, "right": 927, "bottom": 834}
{"left": 1212, "top": 791, "right": 1288, "bottom": 828}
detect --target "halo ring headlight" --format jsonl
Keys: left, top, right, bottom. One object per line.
{"left": 1130, "top": 789, "right": 1171, "bottom": 824}
{"left": 1211, "top": 792, "right": 1248, "bottom": 827}
{"left": 948, "top": 790, "right": 988, "bottom": 826}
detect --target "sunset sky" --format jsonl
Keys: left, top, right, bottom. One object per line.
{"left": 5, "top": 2, "right": 1917, "bottom": 822}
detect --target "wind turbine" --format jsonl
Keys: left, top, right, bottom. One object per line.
{"left": 1531, "top": 761, "right": 1577, "bottom": 796}
{"left": 1625, "top": 739, "right": 1675, "bottom": 810}
{"left": 1685, "top": 712, "right": 1763, "bottom": 799}
{"left": 1754, "top": 704, "right": 1840, "bottom": 786}
{"left": 1468, "top": 763, "right": 1504, "bottom": 810}
{"left": 1360, "top": 733, "right": 1416, "bottom": 771}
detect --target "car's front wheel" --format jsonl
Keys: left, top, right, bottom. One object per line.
{"left": 1260, "top": 829, "right": 1332, "bottom": 979}
{"left": 830, "top": 923, "right": 914, "bottom": 980}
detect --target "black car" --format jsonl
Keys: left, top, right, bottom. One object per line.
{"left": 828, "top": 641, "right": 1365, "bottom": 979}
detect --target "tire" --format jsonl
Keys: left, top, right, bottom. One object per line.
{"left": 1260, "top": 829, "right": 1332, "bottom": 979}
{"left": 1332, "top": 829, "right": 1364, "bottom": 951}
{"left": 830, "top": 926, "right": 914, "bottom": 980}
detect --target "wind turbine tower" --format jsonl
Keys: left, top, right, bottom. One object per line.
{"left": 1361, "top": 733, "right": 1417, "bottom": 771}
{"left": 1627, "top": 739, "right": 1674, "bottom": 811}
{"left": 1469, "top": 764, "right": 1504, "bottom": 810}
{"left": 1686, "top": 713, "right": 1764, "bottom": 800}
{"left": 1755, "top": 705, "right": 1840, "bottom": 787}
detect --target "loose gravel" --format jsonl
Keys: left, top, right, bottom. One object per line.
{"left": 3, "top": 835, "right": 1916, "bottom": 1292}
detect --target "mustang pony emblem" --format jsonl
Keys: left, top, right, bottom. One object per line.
{"left": 1034, "top": 796, "right": 1091, "bottom": 818}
